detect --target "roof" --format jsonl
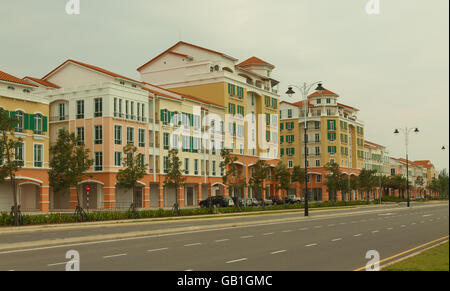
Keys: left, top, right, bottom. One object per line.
{"left": 0, "top": 71, "right": 37, "bottom": 87}
{"left": 412, "top": 160, "right": 434, "bottom": 169}
{"left": 309, "top": 88, "right": 339, "bottom": 97}
{"left": 364, "top": 140, "right": 385, "bottom": 149}
{"left": 43, "top": 59, "right": 141, "bottom": 84}
{"left": 137, "top": 41, "right": 238, "bottom": 72}
{"left": 23, "top": 76, "right": 60, "bottom": 88}
{"left": 237, "top": 56, "right": 274, "bottom": 68}
{"left": 338, "top": 103, "right": 359, "bottom": 111}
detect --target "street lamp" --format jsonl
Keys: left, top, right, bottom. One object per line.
{"left": 286, "top": 81, "right": 321, "bottom": 217}
{"left": 394, "top": 127, "right": 420, "bottom": 208}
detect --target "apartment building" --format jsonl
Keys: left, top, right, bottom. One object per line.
{"left": 364, "top": 141, "right": 390, "bottom": 176}
{"left": 0, "top": 71, "right": 50, "bottom": 212}
{"left": 137, "top": 41, "right": 281, "bottom": 199}
{"left": 279, "top": 84, "right": 366, "bottom": 201}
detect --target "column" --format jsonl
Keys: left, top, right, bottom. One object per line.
{"left": 158, "top": 184, "right": 164, "bottom": 208}
{"left": 40, "top": 185, "right": 50, "bottom": 213}
{"left": 69, "top": 187, "right": 78, "bottom": 209}
{"left": 103, "top": 187, "right": 116, "bottom": 209}
{"left": 143, "top": 185, "right": 151, "bottom": 209}
{"left": 197, "top": 183, "right": 202, "bottom": 205}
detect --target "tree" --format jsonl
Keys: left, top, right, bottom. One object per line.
{"left": 49, "top": 129, "right": 93, "bottom": 221}
{"left": 220, "top": 149, "right": 238, "bottom": 196}
{"left": 324, "top": 162, "right": 342, "bottom": 202}
{"left": 291, "top": 166, "right": 305, "bottom": 198}
{"left": 0, "top": 109, "right": 23, "bottom": 226}
{"left": 116, "top": 144, "right": 147, "bottom": 215}
{"left": 164, "top": 149, "right": 185, "bottom": 216}
{"left": 248, "top": 160, "right": 269, "bottom": 208}
{"left": 273, "top": 161, "right": 291, "bottom": 208}
{"left": 358, "top": 169, "right": 378, "bottom": 201}
{"left": 349, "top": 175, "right": 359, "bottom": 201}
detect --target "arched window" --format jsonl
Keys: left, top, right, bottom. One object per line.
{"left": 15, "top": 111, "right": 24, "bottom": 132}
{"left": 34, "top": 114, "right": 42, "bottom": 135}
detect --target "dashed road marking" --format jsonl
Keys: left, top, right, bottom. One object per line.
{"left": 103, "top": 253, "right": 127, "bottom": 259}
{"left": 305, "top": 243, "right": 318, "bottom": 247}
{"left": 331, "top": 238, "right": 343, "bottom": 242}
{"left": 226, "top": 258, "right": 248, "bottom": 264}
{"left": 147, "top": 248, "right": 168, "bottom": 252}
{"left": 184, "top": 243, "right": 202, "bottom": 247}
{"left": 271, "top": 250, "right": 287, "bottom": 255}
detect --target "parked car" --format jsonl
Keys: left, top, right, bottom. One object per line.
{"left": 285, "top": 196, "right": 302, "bottom": 204}
{"left": 244, "top": 198, "right": 260, "bottom": 207}
{"left": 199, "top": 196, "right": 234, "bottom": 208}
{"left": 257, "top": 198, "right": 273, "bottom": 206}
{"left": 269, "top": 196, "right": 283, "bottom": 205}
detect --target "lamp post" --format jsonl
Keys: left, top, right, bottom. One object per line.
{"left": 394, "top": 127, "right": 420, "bottom": 208}
{"left": 286, "top": 81, "right": 322, "bottom": 217}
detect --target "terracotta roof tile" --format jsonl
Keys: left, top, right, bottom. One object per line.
{"left": 23, "top": 76, "right": 60, "bottom": 88}
{"left": 0, "top": 71, "right": 37, "bottom": 87}
{"left": 237, "top": 56, "right": 274, "bottom": 68}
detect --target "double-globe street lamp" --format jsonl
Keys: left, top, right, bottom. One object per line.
{"left": 286, "top": 82, "right": 322, "bottom": 217}
{"left": 394, "top": 127, "right": 420, "bottom": 207}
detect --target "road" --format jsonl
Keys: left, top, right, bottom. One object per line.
{"left": 0, "top": 203, "right": 448, "bottom": 271}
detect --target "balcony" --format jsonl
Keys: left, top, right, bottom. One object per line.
{"left": 50, "top": 115, "right": 69, "bottom": 122}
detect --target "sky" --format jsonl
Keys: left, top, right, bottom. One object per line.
{"left": 0, "top": 0, "right": 448, "bottom": 171}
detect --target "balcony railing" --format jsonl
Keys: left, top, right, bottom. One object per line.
{"left": 50, "top": 115, "right": 69, "bottom": 122}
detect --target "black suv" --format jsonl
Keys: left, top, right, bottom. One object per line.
{"left": 199, "top": 196, "right": 234, "bottom": 208}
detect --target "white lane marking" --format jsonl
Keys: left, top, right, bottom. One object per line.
{"left": 47, "top": 261, "right": 69, "bottom": 267}
{"left": 354, "top": 234, "right": 363, "bottom": 237}
{"left": 184, "top": 243, "right": 202, "bottom": 247}
{"left": 262, "top": 233, "right": 274, "bottom": 236}
{"left": 314, "top": 226, "right": 323, "bottom": 229}
{"left": 372, "top": 230, "right": 379, "bottom": 233}
{"left": 185, "top": 269, "right": 193, "bottom": 271}
{"left": 282, "top": 230, "right": 293, "bottom": 233}
{"left": 271, "top": 250, "right": 287, "bottom": 255}
{"left": 226, "top": 258, "right": 248, "bottom": 264}
{"left": 387, "top": 227, "right": 394, "bottom": 230}
{"left": 103, "top": 253, "right": 127, "bottom": 259}
{"left": 147, "top": 248, "right": 169, "bottom": 252}
{"left": 215, "top": 239, "right": 230, "bottom": 242}
{"left": 331, "top": 238, "right": 343, "bottom": 242}
{"left": 423, "top": 214, "right": 433, "bottom": 217}
{"left": 305, "top": 243, "right": 318, "bottom": 247}
{"left": 299, "top": 228, "right": 309, "bottom": 231}
{"left": 2, "top": 204, "right": 445, "bottom": 255}
{"left": 400, "top": 225, "right": 406, "bottom": 228}
{"left": 240, "top": 235, "right": 254, "bottom": 239}
{"left": 378, "top": 213, "right": 394, "bottom": 216}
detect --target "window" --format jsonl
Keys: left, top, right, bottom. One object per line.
{"left": 327, "top": 120, "right": 336, "bottom": 131}
{"left": 76, "top": 100, "right": 84, "bottom": 119}
{"left": 76, "top": 127, "right": 84, "bottom": 145}
{"left": 328, "top": 146, "right": 337, "bottom": 154}
{"left": 228, "top": 84, "right": 236, "bottom": 96}
{"left": 114, "top": 98, "right": 118, "bottom": 117}
{"left": 34, "top": 144, "right": 43, "bottom": 168}
{"left": 288, "top": 161, "right": 293, "bottom": 168}
{"left": 131, "top": 101, "right": 135, "bottom": 120}
{"left": 95, "top": 152, "right": 103, "bottom": 171}
{"left": 315, "top": 133, "right": 320, "bottom": 142}
{"left": 316, "top": 160, "right": 321, "bottom": 167}
{"left": 15, "top": 111, "right": 24, "bottom": 132}
{"left": 172, "top": 134, "right": 179, "bottom": 149}
{"left": 315, "top": 147, "right": 321, "bottom": 156}
{"left": 119, "top": 99, "right": 123, "bottom": 117}
{"left": 184, "top": 158, "right": 190, "bottom": 174}
{"left": 138, "top": 129, "right": 145, "bottom": 147}
{"left": 94, "top": 126, "right": 103, "bottom": 144}
{"left": 114, "top": 152, "right": 122, "bottom": 167}
{"left": 212, "top": 161, "right": 217, "bottom": 176}
{"left": 15, "top": 143, "right": 24, "bottom": 166}
{"left": 317, "top": 99, "right": 322, "bottom": 104}
{"left": 34, "top": 114, "right": 43, "bottom": 135}
{"left": 266, "top": 114, "right": 270, "bottom": 126}
{"left": 316, "top": 175, "right": 322, "bottom": 183}
{"left": 236, "top": 86, "right": 244, "bottom": 99}
{"left": 194, "top": 159, "right": 199, "bottom": 175}
{"left": 287, "top": 109, "right": 293, "bottom": 118}
{"left": 94, "top": 98, "right": 103, "bottom": 117}
{"left": 315, "top": 121, "right": 320, "bottom": 130}
{"left": 57, "top": 103, "right": 66, "bottom": 121}
{"left": 328, "top": 132, "right": 337, "bottom": 141}
{"left": 126, "top": 101, "right": 130, "bottom": 119}
{"left": 163, "top": 156, "right": 169, "bottom": 174}
{"left": 127, "top": 127, "right": 134, "bottom": 144}
{"left": 114, "top": 125, "right": 122, "bottom": 145}
{"left": 163, "top": 133, "right": 170, "bottom": 150}
{"left": 326, "top": 98, "right": 331, "bottom": 104}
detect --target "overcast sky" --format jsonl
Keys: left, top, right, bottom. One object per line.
{"left": 1, "top": 0, "right": 448, "bottom": 170}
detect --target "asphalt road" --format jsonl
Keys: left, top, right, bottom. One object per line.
{"left": 0, "top": 203, "right": 448, "bottom": 271}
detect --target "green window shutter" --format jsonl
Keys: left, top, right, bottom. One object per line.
{"left": 43, "top": 116, "right": 48, "bottom": 132}
{"left": 280, "top": 123, "right": 284, "bottom": 130}
{"left": 280, "top": 136, "right": 284, "bottom": 143}
{"left": 24, "top": 113, "right": 30, "bottom": 130}
{"left": 30, "top": 114, "right": 35, "bottom": 131}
